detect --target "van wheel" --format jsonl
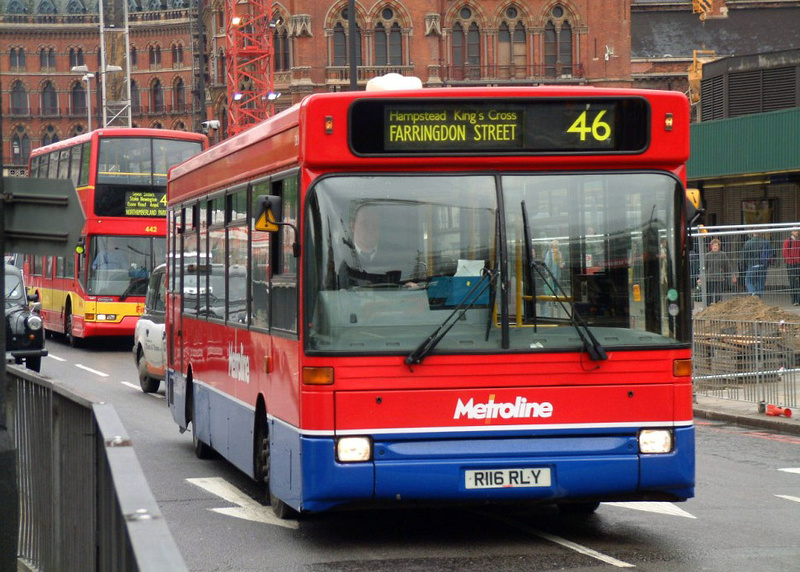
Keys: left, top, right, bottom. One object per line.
{"left": 137, "top": 351, "right": 160, "bottom": 393}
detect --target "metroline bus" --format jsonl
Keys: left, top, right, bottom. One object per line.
{"left": 25, "top": 128, "right": 207, "bottom": 345}
{"left": 166, "top": 83, "right": 696, "bottom": 517}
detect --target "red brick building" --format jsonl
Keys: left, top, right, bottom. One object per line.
{"left": 2, "top": 0, "right": 641, "bottom": 171}
{"left": 5, "top": 1, "right": 800, "bottom": 172}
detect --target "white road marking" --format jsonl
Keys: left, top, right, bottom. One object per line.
{"left": 47, "top": 354, "right": 67, "bottom": 362}
{"left": 75, "top": 364, "right": 109, "bottom": 377}
{"left": 187, "top": 477, "right": 299, "bottom": 530}
{"left": 604, "top": 501, "right": 697, "bottom": 519}
{"left": 776, "top": 495, "right": 800, "bottom": 503}
{"left": 475, "top": 510, "right": 635, "bottom": 568}
{"left": 120, "top": 381, "right": 164, "bottom": 398}
{"left": 778, "top": 468, "right": 800, "bottom": 475}
{"left": 534, "top": 529, "right": 636, "bottom": 568}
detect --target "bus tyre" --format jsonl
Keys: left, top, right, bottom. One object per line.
{"left": 65, "top": 309, "right": 82, "bottom": 348}
{"left": 255, "top": 412, "right": 297, "bottom": 519}
{"left": 270, "top": 491, "right": 295, "bottom": 520}
{"left": 137, "top": 351, "right": 160, "bottom": 393}
{"left": 557, "top": 501, "right": 600, "bottom": 515}
{"left": 189, "top": 385, "right": 213, "bottom": 459}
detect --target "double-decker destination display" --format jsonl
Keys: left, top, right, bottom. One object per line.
{"left": 25, "top": 128, "right": 207, "bottom": 345}
{"left": 166, "top": 82, "right": 694, "bottom": 518}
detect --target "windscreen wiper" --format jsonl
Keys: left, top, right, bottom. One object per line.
{"left": 405, "top": 268, "right": 496, "bottom": 369}
{"left": 521, "top": 202, "right": 607, "bottom": 362}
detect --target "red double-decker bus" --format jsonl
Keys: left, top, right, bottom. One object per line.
{"left": 25, "top": 128, "right": 207, "bottom": 345}
{"left": 166, "top": 84, "right": 695, "bottom": 518}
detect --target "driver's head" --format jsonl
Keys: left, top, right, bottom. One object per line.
{"left": 353, "top": 207, "right": 379, "bottom": 254}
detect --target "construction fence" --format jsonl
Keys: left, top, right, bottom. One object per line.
{"left": 691, "top": 223, "right": 800, "bottom": 410}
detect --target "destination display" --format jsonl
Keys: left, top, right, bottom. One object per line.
{"left": 349, "top": 97, "right": 649, "bottom": 155}
{"left": 95, "top": 185, "right": 167, "bottom": 217}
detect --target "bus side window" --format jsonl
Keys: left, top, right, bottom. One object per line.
{"left": 250, "top": 180, "right": 271, "bottom": 330}
{"left": 270, "top": 176, "right": 299, "bottom": 334}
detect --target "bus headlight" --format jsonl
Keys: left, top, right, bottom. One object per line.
{"left": 336, "top": 437, "right": 372, "bottom": 462}
{"left": 638, "top": 429, "right": 673, "bottom": 454}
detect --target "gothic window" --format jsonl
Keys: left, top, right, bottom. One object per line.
{"left": 149, "top": 45, "right": 162, "bottom": 67}
{"left": 11, "top": 129, "right": 31, "bottom": 165}
{"left": 71, "top": 82, "right": 87, "bottom": 114}
{"left": 217, "top": 49, "right": 226, "bottom": 84}
{"left": 172, "top": 43, "right": 184, "bottom": 66}
{"left": 131, "top": 46, "right": 138, "bottom": 66}
{"left": 128, "top": 0, "right": 141, "bottom": 11}
{"left": 131, "top": 81, "right": 141, "bottom": 113}
{"left": 42, "top": 126, "right": 59, "bottom": 146}
{"left": 37, "top": 0, "right": 56, "bottom": 13}
{"left": 66, "top": 0, "right": 85, "bottom": 13}
{"left": 42, "top": 81, "right": 58, "bottom": 115}
{"left": 331, "top": 8, "right": 361, "bottom": 67}
{"left": 544, "top": 5, "right": 573, "bottom": 77}
{"left": 174, "top": 78, "right": 186, "bottom": 111}
{"left": 498, "top": 6, "right": 526, "bottom": 78}
{"left": 451, "top": 7, "right": 481, "bottom": 81}
{"left": 7, "top": 0, "right": 26, "bottom": 13}
{"left": 10, "top": 48, "right": 26, "bottom": 69}
{"left": 69, "top": 48, "right": 85, "bottom": 68}
{"left": 147, "top": 0, "right": 161, "bottom": 10}
{"left": 11, "top": 81, "right": 28, "bottom": 115}
{"left": 374, "top": 7, "right": 403, "bottom": 66}
{"left": 40, "top": 47, "right": 56, "bottom": 69}
{"left": 272, "top": 12, "right": 289, "bottom": 72}
{"left": 151, "top": 79, "right": 164, "bottom": 112}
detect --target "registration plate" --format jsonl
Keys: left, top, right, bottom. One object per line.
{"left": 465, "top": 468, "right": 551, "bottom": 489}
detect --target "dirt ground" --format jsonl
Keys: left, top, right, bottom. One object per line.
{"left": 695, "top": 295, "right": 800, "bottom": 322}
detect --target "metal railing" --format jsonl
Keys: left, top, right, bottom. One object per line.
{"left": 7, "top": 366, "right": 186, "bottom": 571}
{"left": 691, "top": 223, "right": 800, "bottom": 409}
{"left": 693, "top": 317, "right": 800, "bottom": 408}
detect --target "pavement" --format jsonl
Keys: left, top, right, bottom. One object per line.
{"left": 694, "top": 394, "right": 800, "bottom": 435}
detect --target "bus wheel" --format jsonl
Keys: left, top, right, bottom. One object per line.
{"left": 189, "top": 385, "right": 212, "bottom": 459}
{"left": 137, "top": 351, "right": 160, "bottom": 393}
{"left": 557, "top": 501, "right": 600, "bottom": 515}
{"left": 255, "top": 411, "right": 297, "bottom": 519}
{"left": 65, "top": 309, "right": 82, "bottom": 348}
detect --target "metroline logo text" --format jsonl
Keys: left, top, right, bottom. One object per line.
{"left": 453, "top": 396, "right": 553, "bottom": 420}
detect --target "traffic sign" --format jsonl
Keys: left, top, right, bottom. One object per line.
{"left": 2, "top": 177, "right": 86, "bottom": 258}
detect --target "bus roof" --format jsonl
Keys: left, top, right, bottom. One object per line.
{"left": 29, "top": 127, "right": 208, "bottom": 158}
{"left": 169, "top": 85, "right": 689, "bottom": 201}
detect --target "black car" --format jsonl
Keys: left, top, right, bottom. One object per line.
{"left": 5, "top": 264, "right": 47, "bottom": 372}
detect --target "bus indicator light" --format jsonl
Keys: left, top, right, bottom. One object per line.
{"left": 302, "top": 367, "right": 334, "bottom": 385}
{"left": 325, "top": 115, "right": 334, "bottom": 134}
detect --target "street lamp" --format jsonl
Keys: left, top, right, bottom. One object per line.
{"left": 71, "top": 64, "right": 123, "bottom": 129}
{"left": 71, "top": 65, "right": 95, "bottom": 131}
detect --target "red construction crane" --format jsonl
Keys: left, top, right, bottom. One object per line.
{"left": 225, "top": 0, "right": 275, "bottom": 136}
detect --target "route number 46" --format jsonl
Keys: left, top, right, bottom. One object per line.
{"left": 567, "top": 110, "right": 611, "bottom": 142}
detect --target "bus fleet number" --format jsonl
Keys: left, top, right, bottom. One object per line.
{"left": 144, "top": 226, "right": 159, "bottom": 233}
{"left": 567, "top": 110, "right": 611, "bottom": 142}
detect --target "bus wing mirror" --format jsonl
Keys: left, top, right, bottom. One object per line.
{"left": 686, "top": 188, "right": 704, "bottom": 228}
{"left": 255, "top": 195, "right": 282, "bottom": 233}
